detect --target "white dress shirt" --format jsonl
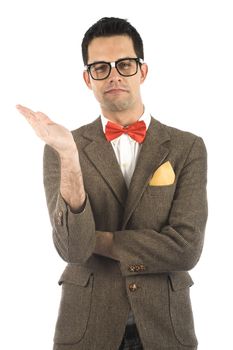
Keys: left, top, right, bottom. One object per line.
{"left": 101, "top": 109, "right": 151, "bottom": 188}
{"left": 100, "top": 109, "right": 151, "bottom": 325}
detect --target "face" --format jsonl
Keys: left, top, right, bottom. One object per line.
{"left": 83, "top": 35, "right": 148, "bottom": 115}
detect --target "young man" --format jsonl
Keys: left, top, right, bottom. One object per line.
{"left": 16, "top": 17, "right": 208, "bottom": 350}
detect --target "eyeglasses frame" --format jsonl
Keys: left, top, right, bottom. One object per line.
{"left": 84, "top": 57, "right": 144, "bottom": 80}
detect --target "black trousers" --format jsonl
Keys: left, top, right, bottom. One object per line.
{"left": 119, "top": 324, "right": 143, "bottom": 350}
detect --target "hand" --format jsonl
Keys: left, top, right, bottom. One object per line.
{"left": 16, "top": 104, "right": 76, "bottom": 155}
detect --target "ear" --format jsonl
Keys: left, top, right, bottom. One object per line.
{"left": 83, "top": 70, "right": 92, "bottom": 90}
{"left": 140, "top": 63, "right": 148, "bottom": 84}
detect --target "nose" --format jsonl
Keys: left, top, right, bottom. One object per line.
{"left": 107, "top": 66, "right": 122, "bottom": 83}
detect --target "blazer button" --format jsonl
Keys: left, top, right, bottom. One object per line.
{"left": 57, "top": 211, "right": 63, "bottom": 226}
{"left": 128, "top": 265, "right": 136, "bottom": 272}
{"left": 138, "top": 264, "right": 146, "bottom": 272}
{"left": 129, "top": 283, "right": 138, "bottom": 292}
{"left": 128, "top": 264, "right": 146, "bottom": 272}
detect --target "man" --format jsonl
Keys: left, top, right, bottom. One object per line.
{"left": 16, "top": 17, "right": 208, "bottom": 350}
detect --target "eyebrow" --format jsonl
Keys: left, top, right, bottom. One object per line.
{"left": 87, "top": 57, "right": 135, "bottom": 65}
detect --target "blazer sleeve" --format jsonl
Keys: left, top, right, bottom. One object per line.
{"left": 43, "top": 144, "right": 96, "bottom": 263}
{"left": 112, "top": 136, "right": 208, "bottom": 276}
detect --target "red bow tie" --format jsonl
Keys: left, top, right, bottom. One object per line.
{"left": 105, "top": 120, "right": 146, "bottom": 143}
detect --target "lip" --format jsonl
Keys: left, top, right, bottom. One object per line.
{"left": 104, "top": 88, "right": 128, "bottom": 94}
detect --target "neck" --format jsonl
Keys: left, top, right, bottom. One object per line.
{"left": 101, "top": 102, "right": 144, "bottom": 127}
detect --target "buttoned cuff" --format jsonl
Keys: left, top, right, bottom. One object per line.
{"left": 54, "top": 192, "right": 89, "bottom": 230}
{"left": 54, "top": 192, "right": 95, "bottom": 263}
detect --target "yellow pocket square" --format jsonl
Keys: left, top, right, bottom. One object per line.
{"left": 149, "top": 161, "right": 175, "bottom": 186}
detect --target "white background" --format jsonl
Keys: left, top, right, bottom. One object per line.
{"left": 0, "top": 0, "right": 232, "bottom": 349}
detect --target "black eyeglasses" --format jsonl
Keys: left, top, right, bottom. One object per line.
{"left": 85, "top": 57, "right": 144, "bottom": 80}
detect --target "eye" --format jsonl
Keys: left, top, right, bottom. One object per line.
{"left": 118, "top": 60, "right": 132, "bottom": 70}
{"left": 92, "top": 63, "right": 108, "bottom": 73}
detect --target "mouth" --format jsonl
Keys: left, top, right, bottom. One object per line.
{"left": 104, "top": 88, "right": 128, "bottom": 95}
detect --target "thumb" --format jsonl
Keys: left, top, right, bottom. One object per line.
{"left": 35, "top": 111, "right": 54, "bottom": 125}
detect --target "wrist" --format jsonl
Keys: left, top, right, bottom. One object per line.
{"left": 59, "top": 143, "right": 78, "bottom": 161}
{"left": 60, "top": 148, "right": 82, "bottom": 178}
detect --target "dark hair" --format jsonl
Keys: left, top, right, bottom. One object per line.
{"left": 81, "top": 17, "right": 144, "bottom": 65}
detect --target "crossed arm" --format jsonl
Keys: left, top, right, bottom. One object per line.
{"left": 43, "top": 135, "right": 208, "bottom": 275}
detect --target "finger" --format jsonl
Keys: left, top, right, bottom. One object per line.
{"left": 35, "top": 111, "right": 54, "bottom": 125}
{"left": 16, "top": 105, "right": 54, "bottom": 126}
{"left": 16, "top": 104, "right": 35, "bottom": 115}
{"left": 16, "top": 105, "right": 56, "bottom": 141}
{"left": 16, "top": 104, "right": 38, "bottom": 122}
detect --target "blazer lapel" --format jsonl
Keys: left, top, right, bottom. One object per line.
{"left": 82, "top": 117, "right": 128, "bottom": 207}
{"left": 81, "top": 116, "right": 170, "bottom": 223}
{"left": 122, "top": 117, "right": 171, "bottom": 229}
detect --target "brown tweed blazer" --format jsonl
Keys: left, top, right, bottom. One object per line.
{"left": 43, "top": 116, "right": 208, "bottom": 350}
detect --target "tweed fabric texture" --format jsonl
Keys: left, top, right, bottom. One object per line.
{"left": 43, "top": 116, "right": 207, "bottom": 350}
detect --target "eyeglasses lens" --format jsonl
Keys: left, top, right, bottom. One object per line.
{"left": 89, "top": 59, "right": 138, "bottom": 80}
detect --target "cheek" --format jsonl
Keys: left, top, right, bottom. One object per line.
{"left": 91, "top": 84, "right": 103, "bottom": 102}
{"left": 130, "top": 80, "right": 141, "bottom": 96}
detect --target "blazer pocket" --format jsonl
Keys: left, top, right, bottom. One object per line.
{"left": 146, "top": 182, "right": 176, "bottom": 197}
{"left": 168, "top": 272, "right": 198, "bottom": 347}
{"left": 54, "top": 265, "right": 93, "bottom": 345}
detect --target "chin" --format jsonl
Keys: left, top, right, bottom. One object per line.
{"left": 104, "top": 100, "right": 133, "bottom": 112}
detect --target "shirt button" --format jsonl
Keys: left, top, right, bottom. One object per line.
{"left": 129, "top": 283, "right": 138, "bottom": 292}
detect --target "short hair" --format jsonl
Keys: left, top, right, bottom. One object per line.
{"left": 81, "top": 17, "right": 144, "bottom": 65}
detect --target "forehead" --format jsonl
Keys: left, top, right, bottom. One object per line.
{"left": 87, "top": 35, "right": 136, "bottom": 63}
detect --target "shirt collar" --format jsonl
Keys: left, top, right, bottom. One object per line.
{"left": 100, "top": 107, "right": 151, "bottom": 135}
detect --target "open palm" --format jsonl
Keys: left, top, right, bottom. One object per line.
{"left": 16, "top": 104, "right": 76, "bottom": 154}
